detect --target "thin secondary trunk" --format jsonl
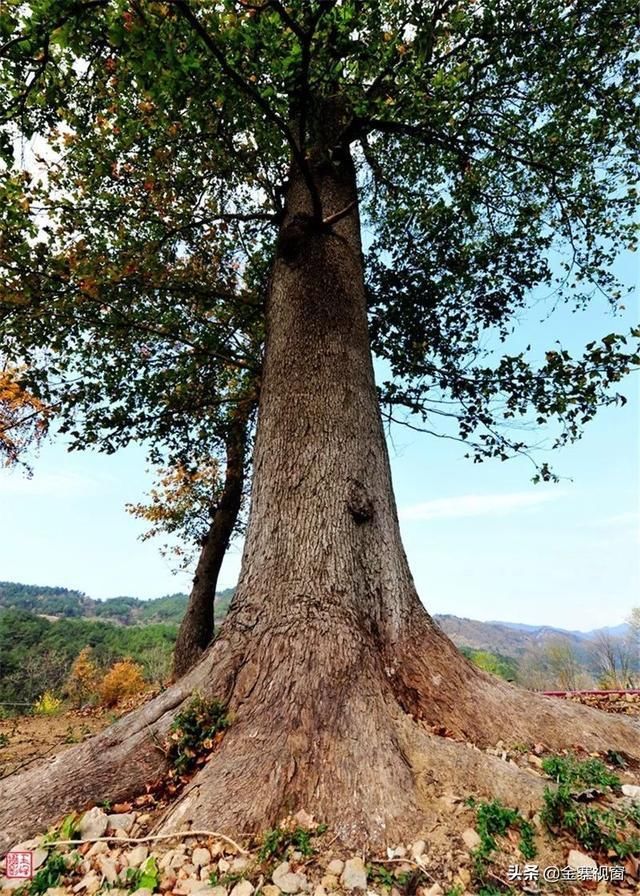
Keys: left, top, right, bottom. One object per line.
{"left": 1, "top": 146, "right": 639, "bottom": 853}
{"left": 172, "top": 400, "right": 253, "bottom": 680}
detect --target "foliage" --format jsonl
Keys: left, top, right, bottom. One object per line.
{"left": 460, "top": 648, "right": 517, "bottom": 681}
{"left": 257, "top": 823, "right": 328, "bottom": 862}
{"left": 0, "top": 364, "right": 49, "bottom": 468}
{"left": 64, "top": 646, "right": 100, "bottom": 706}
{"left": 126, "top": 460, "right": 224, "bottom": 569}
{"left": 33, "top": 690, "right": 63, "bottom": 715}
{"left": 126, "top": 857, "right": 160, "bottom": 892}
{"left": 540, "top": 754, "right": 640, "bottom": 858}
{"left": 366, "top": 865, "right": 412, "bottom": 890}
{"left": 98, "top": 659, "right": 147, "bottom": 706}
{"left": 466, "top": 797, "right": 536, "bottom": 884}
{"left": 167, "top": 695, "right": 229, "bottom": 775}
{"left": 0, "top": 0, "right": 637, "bottom": 496}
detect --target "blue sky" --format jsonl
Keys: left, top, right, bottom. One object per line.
{"left": 0, "top": 263, "right": 638, "bottom": 631}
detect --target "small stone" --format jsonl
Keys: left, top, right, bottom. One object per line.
{"left": 159, "top": 852, "right": 175, "bottom": 870}
{"left": 192, "top": 848, "right": 212, "bottom": 869}
{"left": 230, "top": 858, "right": 249, "bottom": 873}
{"left": 44, "top": 889, "right": 68, "bottom": 896}
{"left": 107, "top": 814, "right": 136, "bottom": 833}
{"left": 79, "top": 808, "right": 109, "bottom": 841}
{"left": 131, "top": 889, "right": 153, "bottom": 896}
{"left": 424, "top": 886, "right": 443, "bottom": 896}
{"left": 294, "top": 810, "right": 316, "bottom": 830}
{"left": 262, "top": 887, "right": 281, "bottom": 896}
{"left": 172, "top": 854, "right": 188, "bottom": 870}
{"left": 340, "top": 858, "right": 367, "bottom": 892}
{"left": 209, "top": 888, "right": 229, "bottom": 896}
{"left": 410, "top": 841, "right": 426, "bottom": 860}
{"left": 273, "top": 861, "right": 307, "bottom": 894}
{"left": 314, "top": 887, "right": 327, "bottom": 896}
{"left": 0, "top": 877, "right": 25, "bottom": 891}
{"left": 97, "top": 857, "right": 119, "bottom": 884}
{"left": 457, "top": 869, "right": 471, "bottom": 887}
{"left": 73, "top": 871, "right": 101, "bottom": 894}
{"left": 326, "top": 861, "right": 344, "bottom": 876}
{"left": 229, "top": 881, "right": 254, "bottom": 896}
{"left": 461, "top": 829, "right": 481, "bottom": 850}
{"left": 218, "top": 859, "right": 231, "bottom": 873}
{"left": 209, "top": 843, "right": 226, "bottom": 859}
{"left": 621, "top": 784, "right": 640, "bottom": 801}
{"left": 87, "top": 842, "right": 109, "bottom": 857}
{"left": 159, "top": 874, "right": 177, "bottom": 892}
{"left": 126, "top": 846, "right": 149, "bottom": 868}
{"left": 320, "top": 876, "right": 338, "bottom": 891}
{"left": 567, "top": 850, "right": 597, "bottom": 871}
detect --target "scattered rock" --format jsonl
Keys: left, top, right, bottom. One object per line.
{"left": 423, "top": 886, "right": 443, "bottom": 896}
{"left": 622, "top": 784, "right": 640, "bottom": 801}
{"left": 79, "top": 808, "right": 109, "bottom": 841}
{"left": 230, "top": 857, "right": 250, "bottom": 873}
{"left": 218, "top": 859, "right": 231, "bottom": 874}
{"left": 106, "top": 814, "right": 135, "bottom": 834}
{"left": 73, "top": 871, "right": 101, "bottom": 894}
{"left": 320, "top": 875, "right": 339, "bottom": 891}
{"left": 97, "top": 856, "right": 119, "bottom": 884}
{"left": 410, "top": 841, "right": 426, "bottom": 860}
{"left": 159, "top": 874, "right": 177, "bottom": 892}
{"left": 567, "top": 850, "right": 597, "bottom": 871}
{"left": 340, "top": 858, "right": 367, "bottom": 891}
{"left": 192, "top": 849, "right": 212, "bottom": 869}
{"left": 229, "top": 881, "right": 254, "bottom": 896}
{"left": 326, "top": 860, "right": 344, "bottom": 876}
{"left": 126, "top": 846, "right": 149, "bottom": 868}
{"left": 314, "top": 887, "right": 327, "bottom": 896}
{"left": 209, "top": 888, "right": 229, "bottom": 896}
{"left": 262, "top": 886, "right": 281, "bottom": 896}
{"left": 461, "top": 829, "right": 481, "bottom": 850}
{"left": 130, "top": 889, "right": 153, "bottom": 896}
{"left": 273, "top": 861, "right": 307, "bottom": 894}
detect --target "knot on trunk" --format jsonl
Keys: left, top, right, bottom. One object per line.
{"left": 346, "top": 478, "right": 374, "bottom": 524}
{"left": 277, "top": 214, "right": 316, "bottom": 265}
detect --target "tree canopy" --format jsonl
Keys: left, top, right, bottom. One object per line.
{"left": 0, "top": 0, "right": 638, "bottom": 483}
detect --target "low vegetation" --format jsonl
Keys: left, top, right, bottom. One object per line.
{"left": 167, "top": 695, "right": 230, "bottom": 776}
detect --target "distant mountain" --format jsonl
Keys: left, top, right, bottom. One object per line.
{"left": 0, "top": 581, "right": 630, "bottom": 665}
{"left": 0, "top": 581, "right": 234, "bottom": 626}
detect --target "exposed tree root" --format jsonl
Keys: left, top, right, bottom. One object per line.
{"left": 1, "top": 618, "right": 639, "bottom": 855}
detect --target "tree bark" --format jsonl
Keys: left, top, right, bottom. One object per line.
{"left": 171, "top": 400, "right": 253, "bottom": 681}
{"left": 1, "top": 146, "right": 639, "bottom": 853}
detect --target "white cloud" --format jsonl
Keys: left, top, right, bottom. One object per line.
{"left": 399, "top": 490, "right": 564, "bottom": 522}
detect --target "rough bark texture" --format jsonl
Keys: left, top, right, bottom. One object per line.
{"left": 1, "top": 146, "right": 639, "bottom": 854}
{"left": 172, "top": 402, "right": 252, "bottom": 680}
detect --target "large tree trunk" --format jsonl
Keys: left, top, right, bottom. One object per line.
{"left": 1, "top": 148, "right": 639, "bottom": 854}
{"left": 172, "top": 399, "right": 253, "bottom": 680}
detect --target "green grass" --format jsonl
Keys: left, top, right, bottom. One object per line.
{"left": 167, "top": 695, "right": 229, "bottom": 775}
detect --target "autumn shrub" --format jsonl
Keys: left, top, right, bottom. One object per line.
{"left": 33, "top": 691, "right": 63, "bottom": 716}
{"left": 64, "top": 646, "right": 100, "bottom": 706}
{"left": 99, "top": 659, "right": 146, "bottom": 706}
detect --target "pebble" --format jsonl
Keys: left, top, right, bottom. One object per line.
{"left": 314, "top": 887, "right": 327, "bottom": 896}
{"left": 218, "top": 859, "right": 231, "bottom": 873}
{"left": 72, "top": 871, "right": 101, "bottom": 894}
{"left": 262, "top": 887, "right": 281, "bottom": 896}
{"left": 131, "top": 889, "right": 153, "bottom": 896}
{"left": 192, "top": 849, "right": 212, "bottom": 869}
{"left": 320, "top": 875, "right": 338, "bottom": 891}
{"left": 209, "top": 888, "right": 229, "bottom": 896}
{"left": 106, "top": 814, "right": 135, "bottom": 833}
{"left": 461, "top": 829, "right": 481, "bottom": 850}
{"left": 423, "top": 886, "right": 443, "bottom": 896}
{"left": 567, "top": 850, "right": 597, "bottom": 871}
{"left": 96, "top": 857, "right": 119, "bottom": 884}
{"left": 230, "top": 857, "right": 250, "bottom": 873}
{"left": 410, "top": 841, "right": 426, "bottom": 860}
{"left": 621, "top": 784, "right": 640, "bottom": 801}
{"left": 340, "top": 858, "right": 367, "bottom": 891}
{"left": 326, "top": 860, "right": 344, "bottom": 876}
{"left": 273, "top": 861, "right": 307, "bottom": 894}
{"left": 229, "top": 881, "right": 254, "bottom": 896}
{"left": 79, "top": 808, "right": 109, "bottom": 841}
{"left": 126, "top": 846, "right": 149, "bottom": 868}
